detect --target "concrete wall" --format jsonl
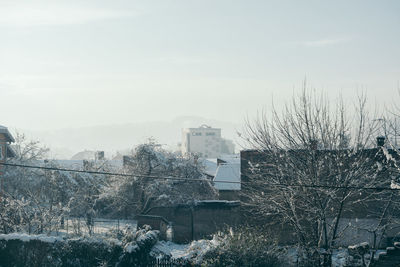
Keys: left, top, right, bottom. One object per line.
{"left": 141, "top": 201, "right": 241, "bottom": 244}
{"left": 331, "top": 218, "right": 400, "bottom": 248}
{"left": 218, "top": 190, "right": 240, "bottom": 201}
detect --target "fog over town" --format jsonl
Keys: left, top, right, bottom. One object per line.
{"left": 1, "top": 1, "right": 400, "bottom": 266}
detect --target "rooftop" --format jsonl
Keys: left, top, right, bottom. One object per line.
{"left": 213, "top": 163, "right": 241, "bottom": 191}
{"left": 0, "top": 125, "right": 15, "bottom": 143}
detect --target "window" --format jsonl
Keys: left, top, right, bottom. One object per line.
{"left": 192, "top": 132, "right": 202, "bottom": 136}
{"left": 206, "top": 132, "right": 215, "bottom": 136}
{"left": 0, "top": 146, "right": 3, "bottom": 160}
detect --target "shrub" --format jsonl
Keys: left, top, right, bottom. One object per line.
{"left": 201, "top": 227, "right": 282, "bottom": 267}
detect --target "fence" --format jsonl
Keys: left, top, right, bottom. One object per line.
{"left": 59, "top": 218, "right": 137, "bottom": 236}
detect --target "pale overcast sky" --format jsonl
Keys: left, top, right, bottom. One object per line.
{"left": 1, "top": 0, "right": 399, "bottom": 130}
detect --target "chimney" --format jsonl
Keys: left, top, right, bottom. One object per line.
{"left": 83, "top": 160, "right": 91, "bottom": 170}
{"left": 377, "top": 136, "right": 385, "bottom": 147}
{"left": 95, "top": 151, "right": 105, "bottom": 161}
{"left": 123, "top": 156, "right": 133, "bottom": 167}
{"left": 193, "top": 155, "right": 199, "bottom": 164}
{"left": 310, "top": 140, "right": 318, "bottom": 150}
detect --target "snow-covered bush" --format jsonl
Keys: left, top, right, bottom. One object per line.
{"left": 0, "top": 226, "right": 160, "bottom": 266}
{"left": 201, "top": 227, "right": 283, "bottom": 267}
{"left": 151, "top": 238, "right": 219, "bottom": 265}
{"left": 1, "top": 133, "right": 111, "bottom": 236}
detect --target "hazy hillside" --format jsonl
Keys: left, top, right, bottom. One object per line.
{"left": 23, "top": 116, "right": 243, "bottom": 159}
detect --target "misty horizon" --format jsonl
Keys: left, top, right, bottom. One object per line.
{"left": 1, "top": 0, "right": 399, "bottom": 132}
{"left": 12, "top": 115, "right": 243, "bottom": 159}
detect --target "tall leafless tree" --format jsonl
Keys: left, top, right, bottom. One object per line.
{"left": 241, "top": 89, "right": 399, "bottom": 265}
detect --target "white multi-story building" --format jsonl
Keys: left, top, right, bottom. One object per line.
{"left": 181, "top": 125, "right": 234, "bottom": 158}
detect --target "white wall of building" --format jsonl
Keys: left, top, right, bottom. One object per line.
{"left": 182, "top": 125, "right": 233, "bottom": 158}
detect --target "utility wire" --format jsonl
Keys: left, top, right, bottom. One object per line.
{"left": 0, "top": 162, "right": 240, "bottom": 184}
{"left": 1, "top": 162, "right": 400, "bottom": 191}
{"left": 242, "top": 182, "right": 400, "bottom": 191}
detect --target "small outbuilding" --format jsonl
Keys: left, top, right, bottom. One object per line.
{"left": 213, "top": 162, "right": 241, "bottom": 200}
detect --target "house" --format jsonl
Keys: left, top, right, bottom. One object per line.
{"left": 198, "top": 155, "right": 242, "bottom": 200}
{"left": 0, "top": 125, "right": 15, "bottom": 198}
{"left": 213, "top": 163, "right": 241, "bottom": 200}
{"left": 239, "top": 137, "right": 400, "bottom": 247}
{"left": 213, "top": 155, "right": 241, "bottom": 200}
{"left": 0, "top": 125, "right": 15, "bottom": 162}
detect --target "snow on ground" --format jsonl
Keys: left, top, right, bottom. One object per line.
{"left": 332, "top": 249, "right": 348, "bottom": 267}
{"left": 0, "top": 233, "right": 63, "bottom": 243}
{"left": 283, "top": 247, "right": 349, "bottom": 267}
{"left": 124, "top": 242, "right": 139, "bottom": 253}
{"left": 151, "top": 237, "right": 219, "bottom": 264}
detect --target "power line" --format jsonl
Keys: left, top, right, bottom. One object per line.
{"left": 1, "top": 162, "right": 400, "bottom": 191}
{"left": 242, "top": 181, "right": 400, "bottom": 191}
{"left": 0, "top": 162, "right": 240, "bottom": 184}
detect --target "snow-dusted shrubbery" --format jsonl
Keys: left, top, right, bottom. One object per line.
{"left": 1, "top": 133, "right": 113, "bottom": 235}
{"left": 1, "top": 135, "right": 217, "bottom": 236}
{"left": 0, "top": 225, "right": 159, "bottom": 267}
{"left": 151, "top": 237, "right": 219, "bottom": 265}
{"left": 200, "top": 227, "right": 283, "bottom": 267}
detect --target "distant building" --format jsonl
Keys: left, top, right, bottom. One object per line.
{"left": 70, "top": 150, "right": 97, "bottom": 161}
{"left": 0, "top": 125, "right": 15, "bottom": 197}
{"left": 181, "top": 125, "right": 234, "bottom": 158}
{"left": 0, "top": 125, "right": 15, "bottom": 161}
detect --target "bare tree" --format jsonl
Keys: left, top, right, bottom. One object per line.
{"left": 241, "top": 89, "right": 398, "bottom": 265}
{"left": 11, "top": 131, "right": 49, "bottom": 162}
{"left": 1, "top": 132, "right": 108, "bottom": 235}
{"left": 98, "top": 140, "right": 218, "bottom": 218}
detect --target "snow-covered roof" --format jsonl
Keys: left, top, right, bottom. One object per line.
{"left": 218, "top": 154, "right": 240, "bottom": 164}
{"left": 199, "top": 154, "right": 240, "bottom": 177}
{"left": 213, "top": 163, "right": 241, "bottom": 191}
{"left": 70, "top": 150, "right": 96, "bottom": 160}
{"left": 199, "top": 159, "right": 218, "bottom": 177}
{"left": 0, "top": 125, "right": 15, "bottom": 143}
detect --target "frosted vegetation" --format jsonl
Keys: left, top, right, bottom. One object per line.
{"left": 0, "top": 135, "right": 220, "bottom": 265}
{"left": 1, "top": 135, "right": 216, "bottom": 237}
